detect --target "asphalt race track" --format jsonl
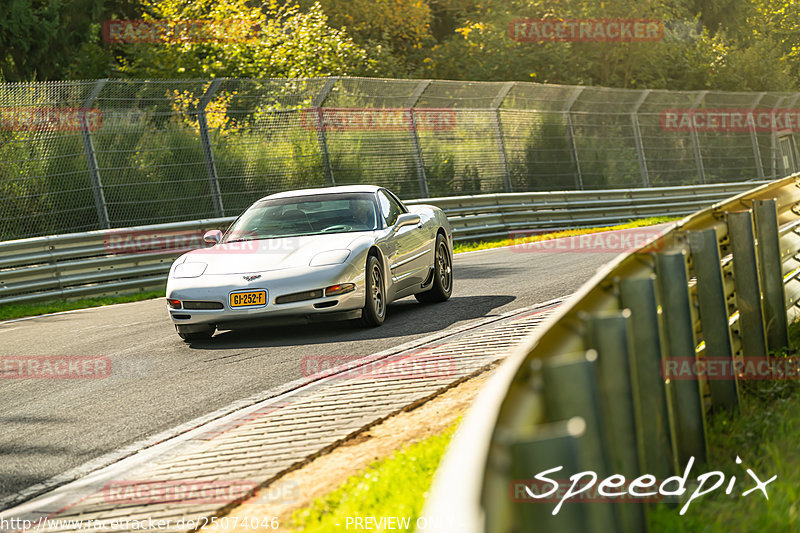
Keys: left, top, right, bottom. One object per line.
{"left": 0, "top": 245, "right": 619, "bottom": 505}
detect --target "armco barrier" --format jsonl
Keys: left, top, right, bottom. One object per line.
{"left": 0, "top": 182, "right": 764, "bottom": 306}
{"left": 422, "top": 174, "right": 800, "bottom": 532}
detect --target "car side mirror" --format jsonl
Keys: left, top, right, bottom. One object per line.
{"left": 203, "top": 230, "right": 222, "bottom": 245}
{"left": 394, "top": 213, "right": 421, "bottom": 231}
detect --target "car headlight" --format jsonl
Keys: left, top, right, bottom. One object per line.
{"left": 173, "top": 262, "right": 207, "bottom": 278}
{"left": 310, "top": 249, "right": 350, "bottom": 267}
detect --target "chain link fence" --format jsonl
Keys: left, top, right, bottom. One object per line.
{"left": 1, "top": 77, "right": 798, "bottom": 241}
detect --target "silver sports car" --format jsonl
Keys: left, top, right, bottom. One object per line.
{"left": 166, "top": 185, "right": 454, "bottom": 341}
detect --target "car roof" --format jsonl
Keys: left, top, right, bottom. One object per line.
{"left": 259, "top": 185, "right": 382, "bottom": 202}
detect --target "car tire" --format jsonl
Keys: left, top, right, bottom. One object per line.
{"left": 415, "top": 234, "right": 453, "bottom": 304}
{"left": 361, "top": 255, "right": 386, "bottom": 327}
{"left": 176, "top": 325, "right": 215, "bottom": 342}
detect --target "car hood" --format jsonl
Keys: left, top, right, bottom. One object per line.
{"left": 182, "top": 233, "right": 369, "bottom": 275}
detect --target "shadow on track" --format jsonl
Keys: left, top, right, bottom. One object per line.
{"left": 190, "top": 294, "right": 517, "bottom": 349}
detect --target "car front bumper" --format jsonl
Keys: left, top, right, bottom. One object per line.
{"left": 165, "top": 262, "right": 366, "bottom": 329}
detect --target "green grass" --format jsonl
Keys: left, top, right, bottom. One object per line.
{"left": 0, "top": 291, "right": 164, "bottom": 322}
{"left": 291, "top": 424, "right": 458, "bottom": 532}
{"left": 451, "top": 216, "right": 678, "bottom": 254}
{"left": 648, "top": 323, "right": 800, "bottom": 532}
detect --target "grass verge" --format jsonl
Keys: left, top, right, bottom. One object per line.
{"left": 648, "top": 322, "right": 800, "bottom": 532}
{"left": 0, "top": 290, "right": 164, "bottom": 322}
{"left": 451, "top": 216, "right": 677, "bottom": 254}
{"left": 290, "top": 423, "right": 458, "bottom": 532}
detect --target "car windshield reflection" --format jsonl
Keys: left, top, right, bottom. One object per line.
{"left": 223, "top": 193, "right": 379, "bottom": 242}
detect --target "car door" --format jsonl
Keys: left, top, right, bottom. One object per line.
{"left": 377, "top": 189, "right": 432, "bottom": 291}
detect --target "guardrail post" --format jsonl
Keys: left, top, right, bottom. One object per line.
{"left": 197, "top": 79, "right": 225, "bottom": 217}
{"left": 582, "top": 311, "right": 646, "bottom": 533}
{"left": 728, "top": 210, "right": 769, "bottom": 360}
{"left": 631, "top": 90, "right": 651, "bottom": 187}
{"left": 754, "top": 199, "right": 790, "bottom": 351}
{"left": 689, "top": 91, "right": 707, "bottom": 184}
{"left": 538, "top": 351, "right": 617, "bottom": 532}
{"left": 618, "top": 277, "right": 674, "bottom": 479}
{"left": 312, "top": 77, "right": 338, "bottom": 186}
{"left": 689, "top": 228, "right": 740, "bottom": 410}
{"left": 655, "top": 251, "right": 708, "bottom": 471}
{"left": 407, "top": 80, "right": 432, "bottom": 198}
{"left": 491, "top": 82, "right": 514, "bottom": 193}
{"left": 507, "top": 418, "right": 589, "bottom": 532}
{"left": 81, "top": 79, "right": 110, "bottom": 229}
{"left": 565, "top": 87, "right": 585, "bottom": 190}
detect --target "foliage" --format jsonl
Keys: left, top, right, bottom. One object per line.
{"left": 116, "top": 0, "right": 372, "bottom": 79}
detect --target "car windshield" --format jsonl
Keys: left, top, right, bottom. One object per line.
{"left": 223, "top": 192, "right": 379, "bottom": 241}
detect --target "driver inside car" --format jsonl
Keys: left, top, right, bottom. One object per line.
{"left": 350, "top": 199, "right": 377, "bottom": 229}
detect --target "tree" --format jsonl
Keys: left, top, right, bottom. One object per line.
{"left": 0, "top": 0, "right": 137, "bottom": 81}
{"left": 115, "top": 0, "right": 372, "bottom": 79}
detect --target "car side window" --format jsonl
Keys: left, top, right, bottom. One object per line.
{"left": 377, "top": 190, "right": 403, "bottom": 227}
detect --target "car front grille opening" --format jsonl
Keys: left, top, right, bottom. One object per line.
{"left": 314, "top": 300, "right": 338, "bottom": 309}
{"left": 172, "top": 314, "right": 192, "bottom": 320}
{"left": 182, "top": 301, "right": 224, "bottom": 310}
{"left": 275, "top": 289, "right": 324, "bottom": 304}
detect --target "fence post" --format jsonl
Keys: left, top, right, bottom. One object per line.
{"left": 688, "top": 228, "right": 740, "bottom": 410}
{"left": 197, "top": 79, "right": 225, "bottom": 217}
{"left": 655, "top": 251, "right": 708, "bottom": 471}
{"left": 582, "top": 311, "right": 646, "bottom": 533}
{"left": 81, "top": 79, "right": 110, "bottom": 229}
{"left": 406, "top": 80, "right": 432, "bottom": 198}
{"left": 538, "top": 351, "right": 618, "bottom": 532}
{"left": 507, "top": 418, "right": 589, "bottom": 532}
{"left": 753, "top": 199, "right": 790, "bottom": 351}
{"left": 618, "top": 276, "right": 674, "bottom": 478}
{"left": 312, "top": 77, "right": 338, "bottom": 186}
{"left": 749, "top": 93, "right": 766, "bottom": 180}
{"left": 565, "top": 87, "right": 585, "bottom": 190}
{"left": 689, "top": 91, "right": 707, "bottom": 184}
{"left": 631, "top": 90, "right": 651, "bottom": 187}
{"left": 491, "top": 82, "right": 514, "bottom": 193}
{"left": 728, "top": 210, "right": 769, "bottom": 360}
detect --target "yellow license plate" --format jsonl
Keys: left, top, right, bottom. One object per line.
{"left": 230, "top": 291, "right": 266, "bottom": 307}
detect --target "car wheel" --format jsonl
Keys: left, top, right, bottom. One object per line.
{"left": 361, "top": 255, "right": 386, "bottom": 327}
{"left": 176, "top": 325, "right": 215, "bottom": 342}
{"left": 415, "top": 234, "right": 453, "bottom": 303}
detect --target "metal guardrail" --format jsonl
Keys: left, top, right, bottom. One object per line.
{"left": 422, "top": 174, "right": 800, "bottom": 532}
{"left": 0, "top": 182, "right": 765, "bottom": 306}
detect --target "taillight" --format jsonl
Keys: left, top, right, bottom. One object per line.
{"left": 167, "top": 299, "right": 182, "bottom": 309}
